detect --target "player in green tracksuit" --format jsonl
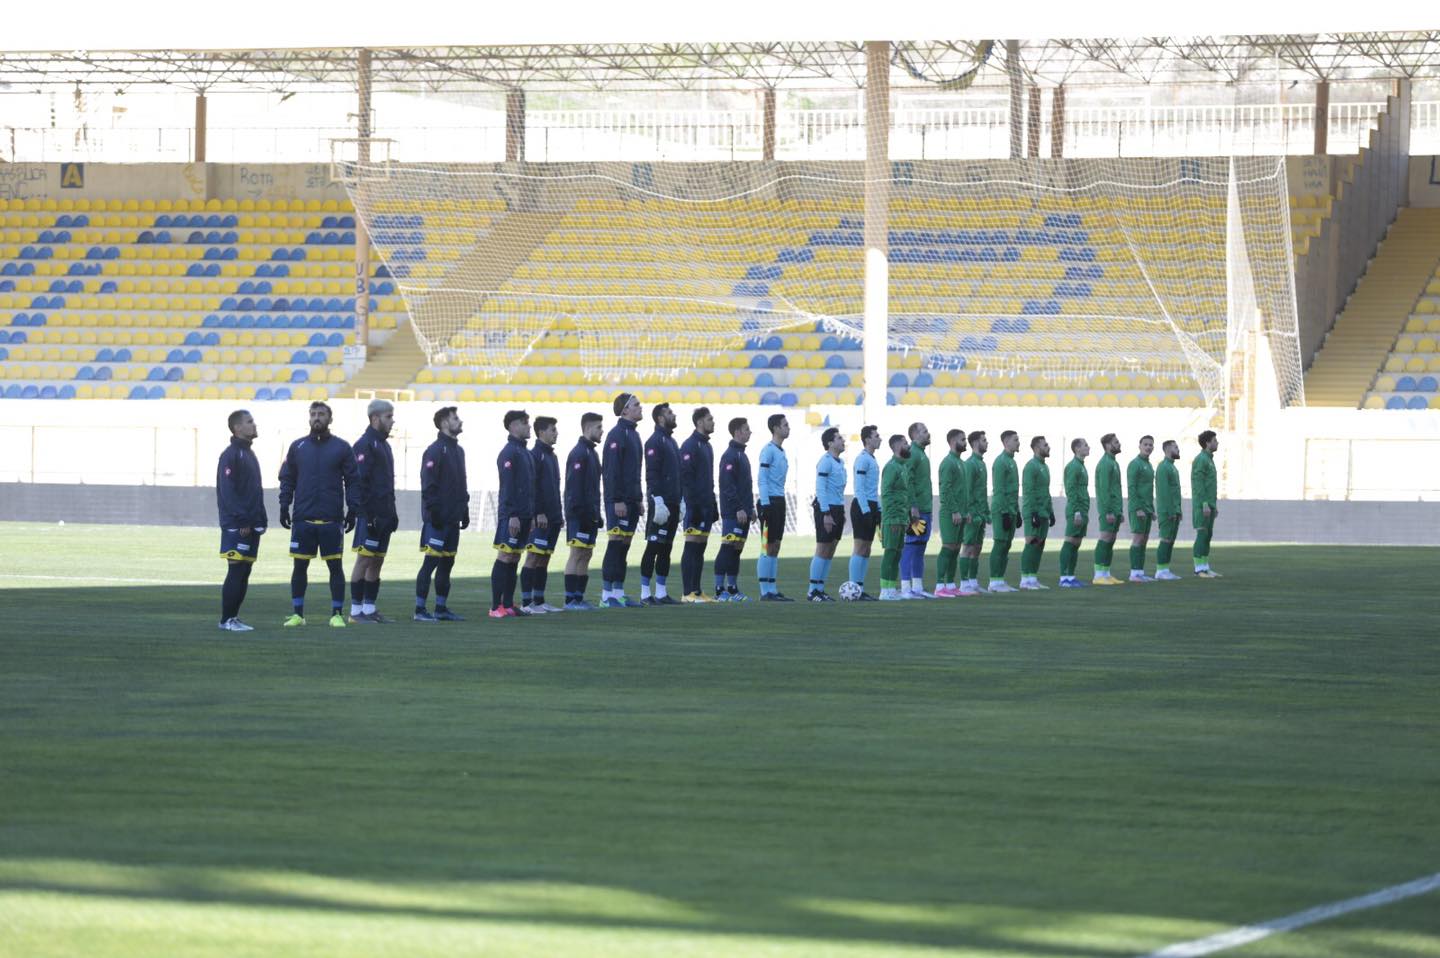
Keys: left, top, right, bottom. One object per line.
{"left": 1154, "top": 439, "right": 1183, "bottom": 580}
{"left": 902, "top": 423, "right": 934, "bottom": 598}
{"left": 1059, "top": 438, "right": 1090, "bottom": 587}
{"left": 936, "top": 429, "right": 969, "bottom": 596}
{"left": 988, "top": 430, "right": 1021, "bottom": 593}
{"left": 1092, "top": 432, "right": 1124, "bottom": 585}
{"left": 879, "top": 434, "right": 913, "bottom": 600}
{"left": 1125, "top": 436, "right": 1156, "bottom": 582}
{"left": 1191, "top": 429, "right": 1220, "bottom": 577}
{"left": 959, "top": 431, "right": 989, "bottom": 595}
{"left": 1019, "top": 436, "right": 1055, "bottom": 590}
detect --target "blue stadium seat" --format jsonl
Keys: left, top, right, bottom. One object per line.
{"left": 39, "top": 385, "right": 58, "bottom": 399}
{"left": 146, "top": 367, "right": 166, "bottom": 382}
{"left": 290, "top": 349, "right": 310, "bottom": 364}
{"left": 307, "top": 332, "right": 327, "bottom": 346}
{"left": 753, "top": 372, "right": 774, "bottom": 388}
{"left": 70, "top": 367, "right": 90, "bottom": 383}
{"left": 1386, "top": 396, "right": 1407, "bottom": 410}
{"left": 20, "top": 384, "right": 39, "bottom": 399}
{"left": 166, "top": 349, "right": 185, "bottom": 363}
{"left": 114, "top": 348, "right": 132, "bottom": 362}
{"left": 94, "top": 366, "right": 113, "bottom": 380}
{"left": 1396, "top": 376, "right": 1417, "bottom": 391}
{"left": 96, "top": 347, "right": 114, "bottom": 362}
{"left": 255, "top": 387, "right": 274, "bottom": 401}
{"left": 324, "top": 333, "right": 343, "bottom": 347}
{"left": 2, "top": 384, "right": 20, "bottom": 399}
{"left": 889, "top": 372, "right": 909, "bottom": 388}
{"left": 1407, "top": 396, "right": 1429, "bottom": 409}
{"left": 147, "top": 385, "right": 164, "bottom": 400}
{"left": 0, "top": 347, "right": 7, "bottom": 361}
{"left": 824, "top": 355, "right": 846, "bottom": 369}
{"left": 57, "top": 384, "right": 75, "bottom": 399}
{"left": 759, "top": 391, "right": 780, "bottom": 405}
{"left": 273, "top": 387, "right": 292, "bottom": 401}
{"left": 185, "top": 349, "right": 201, "bottom": 363}
{"left": 202, "top": 332, "right": 220, "bottom": 346}
{"left": 913, "top": 372, "right": 934, "bottom": 388}
{"left": 290, "top": 369, "right": 309, "bottom": 383}
{"left": 165, "top": 367, "right": 183, "bottom": 382}
{"left": 767, "top": 354, "right": 788, "bottom": 369}
{"left": 779, "top": 392, "right": 798, "bottom": 407}
{"left": 830, "top": 372, "right": 850, "bottom": 388}
{"left": 1418, "top": 376, "right": 1437, "bottom": 392}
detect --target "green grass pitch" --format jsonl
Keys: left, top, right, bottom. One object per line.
{"left": 1, "top": 522, "right": 1438, "bottom": 957}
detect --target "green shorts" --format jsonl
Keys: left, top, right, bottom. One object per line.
{"left": 1193, "top": 510, "right": 1216, "bottom": 533}
{"left": 990, "top": 512, "right": 1016, "bottom": 547}
{"left": 961, "top": 517, "right": 987, "bottom": 547}
{"left": 1065, "top": 514, "right": 1088, "bottom": 538}
{"left": 1128, "top": 512, "right": 1153, "bottom": 536}
{"left": 881, "top": 522, "right": 907, "bottom": 551}
{"left": 1097, "top": 513, "right": 1122, "bottom": 535}
{"left": 1023, "top": 513, "right": 1052, "bottom": 539}
{"left": 1159, "top": 514, "right": 1181, "bottom": 541}
{"left": 939, "top": 514, "right": 964, "bottom": 546}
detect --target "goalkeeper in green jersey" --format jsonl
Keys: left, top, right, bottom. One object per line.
{"left": 878, "top": 434, "right": 913, "bottom": 601}
{"left": 1154, "top": 439, "right": 1184, "bottom": 580}
{"left": 1125, "top": 435, "right": 1157, "bottom": 583}
{"left": 1191, "top": 429, "right": 1221, "bottom": 577}
{"left": 958, "top": 431, "right": 989, "bottom": 596}
{"left": 1092, "top": 432, "right": 1125, "bottom": 585}
{"left": 987, "top": 430, "right": 1021, "bottom": 593}
{"left": 1019, "top": 435, "right": 1055, "bottom": 590}
{"left": 935, "top": 428, "right": 968, "bottom": 597}
{"left": 1058, "top": 438, "right": 1090, "bottom": 588}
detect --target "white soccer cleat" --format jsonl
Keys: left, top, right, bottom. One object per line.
{"left": 987, "top": 582, "right": 1018, "bottom": 593}
{"left": 879, "top": 589, "right": 902, "bottom": 601}
{"left": 1154, "top": 569, "right": 1182, "bottom": 581}
{"left": 1019, "top": 581, "right": 1049, "bottom": 591}
{"left": 539, "top": 602, "right": 565, "bottom": 613}
{"left": 527, "top": 604, "right": 549, "bottom": 614}
{"left": 912, "top": 589, "right": 937, "bottom": 599}
{"left": 219, "top": 618, "right": 255, "bottom": 632}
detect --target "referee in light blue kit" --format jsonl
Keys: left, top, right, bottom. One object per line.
{"left": 756, "top": 413, "right": 792, "bottom": 601}
{"left": 808, "top": 426, "right": 848, "bottom": 601}
{"left": 847, "top": 425, "right": 882, "bottom": 600}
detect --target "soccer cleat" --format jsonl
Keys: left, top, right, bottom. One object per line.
{"left": 413, "top": 609, "right": 438, "bottom": 622}
{"left": 564, "top": 600, "right": 595, "bottom": 612}
{"left": 727, "top": 591, "right": 750, "bottom": 603}
{"left": 682, "top": 592, "right": 714, "bottom": 604}
{"left": 807, "top": 590, "right": 836, "bottom": 603}
{"left": 488, "top": 608, "right": 509, "bottom": 619}
{"left": 1154, "top": 569, "right": 1183, "bottom": 581}
{"left": 857, "top": 592, "right": 878, "bottom": 601}
{"left": 348, "top": 613, "right": 377, "bottom": 624}
{"left": 528, "top": 604, "right": 550, "bottom": 614}
{"left": 1195, "top": 569, "right": 1222, "bottom": 578}
{"left": 503, "top": 606, "right": 520, "bottom": 617}
{"left": 957, "top": 587, "right": 980, "bottom": 596}
{"left": 1129, "top": 574, "right": 1156, "bottom": 583}
{"left": 654, "top": 595, "right": 681, "bottom": 606}
{"left": 538, "top": 602, "right": 565, "bottom": 613}
{"left": 219, "top": 618, "right": 255, "bottom": 632}
{"left": 620, "top": 596, "right": 645, "bottom": 608}
{"left": 329, "top": 614, "right": 346, "bottom": 628}
{"left": 1058, "top": 579, "right": 1085, "bottom": 589}
{"left": 1092, "top": 576, "right": 1124, "bottom": 586}
{"left": 642, "top": 596, "right": 661, "bottom": 606}
{"left": 1019, "top": 581, "right": 1044, "bottom": 591}
{"left": 987, "top": 582, "right": 1018, "bottom": 593}
{"left": 282, "top": 614, "right": 306, "bottom": 627}
{"left": 434, "top": 609, "right": 466, "bottom": 621}
{"left": 512, "top": 606, "right": 533, "bottom": 616}
{"left": 602, "top": 597, "right": 624, "bottom": 608}
{"left": 878, "top": 589, "right": 901, "bottom": 601}
{"left": 761, "top": 592, "right": 795, "bottom": 602}
{"left": 912, "top": 589, "right": 938, "bottom": 599}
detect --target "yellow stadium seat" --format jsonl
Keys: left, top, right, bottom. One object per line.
{"left": 1363, "top": 395, "right": 1386, "bottom": 409}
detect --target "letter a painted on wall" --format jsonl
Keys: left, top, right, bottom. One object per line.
{"left": 59, "top": 163, "right": 85, "bottom": 189}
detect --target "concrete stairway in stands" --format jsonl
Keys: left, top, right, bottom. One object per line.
{"left": 346, "top": 318, "right": 426, "bottom": 396}
{"left": 1305, "top": 207, "right": 1440, "bottom": 407}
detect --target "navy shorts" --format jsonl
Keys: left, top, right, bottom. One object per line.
{"left": 645, "top": 495, "right": 680, "bottom": 544}
{"left": 605, "top": 499, "right": 641, "bottom": 538}
{"left": 420, "top": 521, "right": 461, "bottom": 557}
{"left": 566, "top": 516, "right": 600, "bottom": 548}
{"left": 682, "top": 504, "right": 714, "bottom": 537}
{"left": 220, "top": 527, "right": 264, "bottom": 563}
{"left": 849, "top": 499, "right": 880, "bottom": 542}
{"left": 495, "top": 516, "right": 532, "bottom": 554}
{"left": 352, "top": 517, "right": 393, "bottom": 557}
{"left": 290, "top": 520, "right": 344, "bottom": 560}
{"left": 525, "top": 520, "right": 558, "bottom": 556}
{"left": 721, "top": 513, "right": 750, "bottom": 543}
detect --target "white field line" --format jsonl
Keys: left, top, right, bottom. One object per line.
{"left": 0, "top": 574, "right": 212, "bottom": 586}
{"left": 1141, "top": 871, "right": 1440, "bottom": 957}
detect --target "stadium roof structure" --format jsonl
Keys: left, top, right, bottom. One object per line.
{"left": 1, "top": 35, "right": 1439, "bottom": 94}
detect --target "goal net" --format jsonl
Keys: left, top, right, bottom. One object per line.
{"left": 339, "top": 155, "right": 1303, "bottom": 408}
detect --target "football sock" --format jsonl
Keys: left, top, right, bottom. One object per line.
{"left": 881, "top": 545, "right": 902, "bottom": 584}
{"left": 808, "top": 556, "right": 825, "bottom": 594}
{"left": 1058, "top": 541, "right": 1075, "bottom": 577}
{"left": 1157, "top": 539, "right": 1174, "bottom": 569}
{"left": 1194, "top": 529, "right": 1211, "bottom": 562}
{"left": 519, "top": 566, "right": 534, "bottom": 605}
{"left": 324, "top": 559, "right": 345, "bottom": 613}
{"left": 502, "top": 562, "right": 519, "bottom": 608}
{"left": 363, "top": 578, "right": 379, "bottom": 615}
{"left": 936, "top": 549, "right": 953, "bottom": 585}
{"left": 290, "top": 559, "right": 308, "bottom": 615}
{"left": 350, "top": 578, "right": 364, "bottom": 615}
{"left": 848, "top": 553, "right": 868, "bottom": 587}
{"left": 578, "top": 575, "right": 589, "bottom": 601}
{"left": 491, "top": 560, "right": 506, "bottom": 610}
{"left": 415, "top": 555, "right": 440, "bottom": 609}
{"left": 654, "top": 575, "right": 668, "bottom": 599}
{"left": 680, "top": 541, "right": 703, "bottom": 595}
{"left": 989, "top": 541, "right": 1011, "bottom": 579}
{"left": 1130, "top": 543, "right": 1146, "bottom": 574}
{"left": 563, "top": 573, "right": 578, "bottom": 603}
{"left": 221, "top": 561, "right": 250, "bottom": 623}
{"left": 534, "top": 567, "right": 548, "bottom": 605}
{"left": 435, "top": 557, "right": 455, "bottom": 608}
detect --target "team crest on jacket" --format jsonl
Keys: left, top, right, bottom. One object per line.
{"left": 646, "top": 448, "right": 655, "bottom": 455}
{"left": 425, "top": 460, "right": 434, "bottom": 468}
{"left": 504, "top": 461, "right": 512, "bottom": 469}
{"left": 224, "top": 467, "right": 231, "bottom": 475}
{"left": 357, "top": 453, "right": 365, "bottom": 461}
{"left": 610, "top": 442, "right": 618, "bottom": 449}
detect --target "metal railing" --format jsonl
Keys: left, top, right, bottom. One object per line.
{"left": 0, "top": 101, "right": 1417, "bottom": 163}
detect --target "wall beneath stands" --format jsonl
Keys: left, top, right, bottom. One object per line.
{"left": 1407, "top": 156, "right": 1440, "bottom": 207}
{"left": 0, "top": 163, "right": 352, "bottom": 205}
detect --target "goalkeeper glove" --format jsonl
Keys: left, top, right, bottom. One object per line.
{"left": 909, "top": 516, "right": 927, "bottom": 535}
{"left": 651, "top": 496, "right": 670, "bottom": 525}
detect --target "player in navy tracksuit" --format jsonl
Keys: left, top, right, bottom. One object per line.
{"left": 415, "top": 406, "right": 469, "bottom": 621}
{"left": 490, "top": 409, "right": 536, "bottom": 617}
{"left": 562, "top": 412, "right": 604, "bottom": 610}
{"left": 348, "top": 399, "right": 397, "bottom": 623}
{"left": 277, "top": 401, "right": 360, "bottom": 627}
{"left": 678, "top": 406, "right": 718, "bottom": 602}
{"left": 519, "top": 415, "right": 562, "bottom": 613}
{"left": 600, "top": 392, "right": 645, "bottom": 607}
{"left": 639, "top": 402, "right": 682, "bottom": 605}
{"left": 216, "top": 408, "right": 266, "bottom": 631}
{"left": 716, "top": 417, "right": 754, "bottom": 600}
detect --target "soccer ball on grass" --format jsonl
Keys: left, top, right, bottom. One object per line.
{"left": 838, "top": 580, "right": 863, "bottom": 601}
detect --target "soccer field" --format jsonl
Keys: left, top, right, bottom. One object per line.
{"left": 1, "top": 523, "right": 1438, "bottom": 957}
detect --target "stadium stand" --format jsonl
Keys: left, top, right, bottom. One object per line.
{"left": 0, "top": 196, "right": 407, "bottom": 400}
{"left": 1362, "top": 268, "right": 1440, "bottom": 410}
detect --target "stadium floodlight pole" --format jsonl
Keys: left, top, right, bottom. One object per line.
{"left": 863, "top": 40, "right": 890, "bottom": 427}
{"left": 354, "top": 48, "right": 373, "bottom": 353}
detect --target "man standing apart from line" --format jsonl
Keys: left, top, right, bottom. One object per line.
{"left": 1092, "top": 432, "right": 1124, "bottom": 586}
{"left": 901, "top": 422, "right": 935, "bottom": 598}
{"left": 959, "top": 431, "right": 989, "bottom": 596}
{"left": 1154, "top": 439, "right": 1184, "bottom": 581}
{"left": 1126, "top": 434, "right": 1157, "bottom": 583}
{"left": 490, "top": 410, "right": 536, "bottom": 618}
{"left": 678, "top": 407, "right": 718, "bottom": 603}
{"left": 640, "top": 402, "right": 682, "bottom": 606}
{"left": 278, "top": 400, "right": 360, "bottom": 628}
{"left": 415, "top": 406, "right": 469, "bottom": 621}
{"left": 1058, "top": 438, "right": 1091, "bottom": 588}
{"left": 935, "top": 428, "right": 968, "bottom": 597}
{"left": 756, "top": 413, "right": 793, "bottom": 601}
{"left": 1020, "top": 435, "right": 1055, "bottom": 590}
{"left": 988, "top": 429, "right": 1021, "bottom": 594}
{"left": 878, "top": 434, "right": 912, "bottom": 601}
{"left": 1192, "top": 429, "right": 1222, "bottom": 577}
{"left": 808, "top": 426, "right": 847, "bottom": 602}
{"left": 217, "top": 408, "right": 266, "bottom": 631}
{"left": 562, "top": 412, "right": 604, "bottom": 610}
{"left": 601, "top": 392, "right": 645, "bottom": 608}
{"left": 349, "top": 399, "right": 397, "bottom": 623}
{"left": 520, "top": 415, "right": 563, "bottom": 613}
{"left": 716, "top": 417, "right": 754, "bottom": 601}
{"left": 846, "top": 425, "right": 881, "bottom": 600}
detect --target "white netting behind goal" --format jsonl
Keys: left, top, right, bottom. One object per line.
{"left": 341, "top": 156, "right": 1303, "bottom": 408}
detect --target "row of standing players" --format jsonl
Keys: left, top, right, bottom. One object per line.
{"left": 212, "top": 391, "right": 1223, "bottom": 630}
